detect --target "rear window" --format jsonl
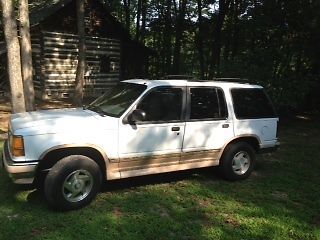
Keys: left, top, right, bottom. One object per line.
{"left": 231, "top": 88, "right": 276, "bottom": 119}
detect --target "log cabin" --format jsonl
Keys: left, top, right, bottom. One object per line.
{"left": 0, "top": 0, "right": 154, "bottom": 99}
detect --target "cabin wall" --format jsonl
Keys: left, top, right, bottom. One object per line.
{"left": 30, "top": 32, "right": 42, "bottom": 97}
{"left": 36, "top": 31, "right": 120, "bottom": 99}
{"left": 1, "top": 0, "right": 152, "bottom": 100}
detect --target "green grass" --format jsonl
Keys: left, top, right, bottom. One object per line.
{"left": 1, "top": 118, "right": 320, "bottom": 240}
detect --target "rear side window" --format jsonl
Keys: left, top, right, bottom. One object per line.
{"left": 189, "top": 87, "right": 228, "bottom": 120}
{"left": 231, "top": 88, "right": 276, "bottom": 119}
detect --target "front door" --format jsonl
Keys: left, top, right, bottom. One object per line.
{"left": 118, "top": 86, "right": 186, "bottom": 177}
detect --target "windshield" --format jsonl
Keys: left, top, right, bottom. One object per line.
{"left": 87, "top": 82, "right": 147, "bottom": 117}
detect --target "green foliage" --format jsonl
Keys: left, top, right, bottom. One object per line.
{"left": 108, "top": 0, "right": 319, "bottom": 112}
{"left": 0, "top": 118, "right": 320, "bottom": 239}
{"left": 2, "top": 0, "right": 318, "bottom": 111}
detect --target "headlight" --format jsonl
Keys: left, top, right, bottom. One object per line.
{"left": 10, "top": 135, "right": 25, "bottom": 157}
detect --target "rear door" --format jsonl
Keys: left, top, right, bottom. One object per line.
{"left": 182, "top": 87, "right": 234, "bottom": 164}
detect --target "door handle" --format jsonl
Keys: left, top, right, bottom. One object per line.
{"left": 171, "top": 126, "right": 180, "bottom": 131}
{"left": 222, "top": 124, "right": 229, "bottom": 128}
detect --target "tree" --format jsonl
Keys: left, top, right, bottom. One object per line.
{"left": 135, "top": 0, "right": 141, "bottom": 40}
{"left": 172, "top": 0, "right": 187, "bottom": 74}
{"left": 163, "top": 0, "right": 172, "bottom": 75}
{"left": 19, "top": 0, "right": 35, "bottom": 111}
{"left": 73, "top": 0, "right": 86, "bottom": 106}
{"left": 123, "top": 0, "right": 131, "bottom": 30}
{"left": 1, "top": 0, "right": 26, "bottom": 113}
{"left": 210, "top": 0, "right": 232, "bottom": 77}
{"left": 196, "top": 0, "right": 204, "bottom": 79}
{"left": 140, "top": 0, "right": 147, "bottom": 42}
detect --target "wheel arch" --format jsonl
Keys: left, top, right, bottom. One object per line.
{"left": 34, "top": 144, "right": 108, "bottom": 184}
{"left": 219, "top": 135, "right": 261, "bottom": 160}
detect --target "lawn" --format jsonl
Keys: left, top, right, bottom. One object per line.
{"left": 0, "top": 117, "right": 319, "bottom": 240}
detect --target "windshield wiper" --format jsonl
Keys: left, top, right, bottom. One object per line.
{"left": 85, "top": 105, "right": 107, "bottom": 117}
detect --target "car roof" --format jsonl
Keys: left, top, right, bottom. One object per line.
{"left": 123, "top": 79, "right": 263, "bottom": 89}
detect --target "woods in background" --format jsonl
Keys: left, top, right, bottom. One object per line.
{"left": 1, "top": 0, "right": 319, "bottom": 113}
{"left": 106, "top": 0, "right": 320, "bottom": 112}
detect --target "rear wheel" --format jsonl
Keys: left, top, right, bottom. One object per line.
{"left": 44, "top": 155, "right": 102, "bottom": 210}
{"left": 219, "top": 142, "right": 255, "bottom": 181}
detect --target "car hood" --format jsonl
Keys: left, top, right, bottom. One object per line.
{"left": 10, "top": 108, "right": 118, "bottom": 135}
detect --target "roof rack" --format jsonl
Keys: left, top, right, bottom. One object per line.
{"left": 160, "top": 76, "right": 252, "bottom": 84}
{"left": 189, "top": 78, "right": 251, "bottom": 83}
{"left": 163, "top": 75, "right": 194, "bottom": 80}
{"left": 192, "top": 78, "right": 251, "bottom": 83}
{"left": 212, "top": 78, "right": 250, "bottom": 83}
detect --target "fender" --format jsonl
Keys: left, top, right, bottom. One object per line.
{"left": 38, "top": 143, "right": 121, "bottom": 180}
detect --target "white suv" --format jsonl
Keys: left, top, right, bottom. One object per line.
{"left": 1, "top": 79, "right": 279, "bottom": 210}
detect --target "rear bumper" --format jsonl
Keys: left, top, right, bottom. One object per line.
{"left": 1, "top": 141, "right": 37, "bottom": 184}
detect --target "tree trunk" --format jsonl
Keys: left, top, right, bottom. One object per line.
{"left": 197, "top": 0, "right": 204, "bottom": 79}
{"left": 140, "top": 0, "right": 146, "bottom": 43}
{"left": 74, "top": 0, "right": 86, "bottom": 107}
{"left": 135, "top": 0, "right": 141, "bottom": 40}
{"left": 172, "top": 0, "right": 187, "bottom": 74}
{"left": 163, "top": 0, "right": 172, "bottom": 75}
{"left": 1, "top": 0, "right": 26, "bottom": 113}
{"left": 19, "top": 0, "right": 35, "bottom": 111}
{"left": 123, "top": 0, "right": 130, "bottom": 30}
{"left": 231, "top": 0, "right": 240, "bottom": 58}
{"left": 210, "top": 0, "right": 231, "bottom": 77}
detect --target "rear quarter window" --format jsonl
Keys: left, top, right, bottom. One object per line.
{"left": 231, "top": 88, "right": 276, "bottom": 119}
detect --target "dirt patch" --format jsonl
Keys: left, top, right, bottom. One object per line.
{"left": 312, "top": 215, "right": 320, "bottom": 227}
{"left": 112, "top": 207, "right": 123, "bottom": 219}
{"left": 152, "top": 204, "right": 170, "bottom": 218}
{"left": 271, "top": 191, "right": 288, "bottom": 201}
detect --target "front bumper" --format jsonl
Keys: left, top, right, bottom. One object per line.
{"left": 1, "top": 141, "right": 37, "bottom": 184}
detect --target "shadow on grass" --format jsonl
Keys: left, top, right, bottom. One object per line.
{"left": 0, "top": 117, "right": 319, "bottom": 240}
{"left": 101, "top": 166, "right": 220, "bottom": 192}
{"left": 0, "top": 168, "right": 220, "bottom": 239}
{"left": 2, "top": 160, "right": 318, "bottom": 240}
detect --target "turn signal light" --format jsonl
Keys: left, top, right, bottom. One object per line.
{"left": 11, "top": 136, "right": 25, "bottom": 157}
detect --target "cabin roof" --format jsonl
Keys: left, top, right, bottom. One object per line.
{"left": 29, "top": 0, "right": 74, "bottom": 25}
{"left": 28, "top": 0, "right": 128, "bottom": 37}
{"left": 29, "top": 0, "right": 154, "bottom": 54}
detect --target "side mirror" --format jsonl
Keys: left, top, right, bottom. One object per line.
{"left": 128, "top": 109, "right": 146, "bottom": 123}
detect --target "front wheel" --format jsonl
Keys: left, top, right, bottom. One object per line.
{"left": 219, "top": 142, "right": 255, "bottom": 181}
{"left": 44, "top": 155, "right": 102, "bottom": 210}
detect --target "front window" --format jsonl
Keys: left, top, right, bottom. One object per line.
{"left": 87, "top": 82, "right": 147, "bottom": 117}
{"left": 136, "top": 87, "right": 183, "bottom": 122}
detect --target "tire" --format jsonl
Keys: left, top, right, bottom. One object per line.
{"left": 219, "top": 142, "right": 255, "bottom": 181}
{"left": 44, "top": 155, "right": 102, "bottom": 211}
